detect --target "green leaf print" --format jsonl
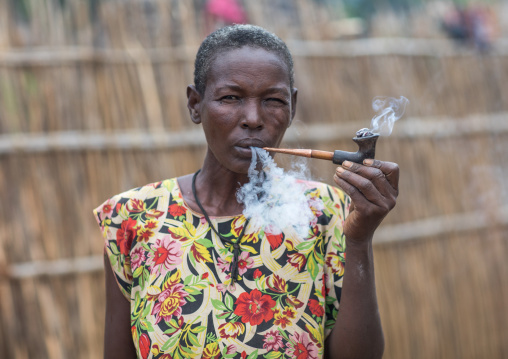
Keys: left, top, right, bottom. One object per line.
{"left": 211, "top": 299, "right": 228, "bottom": 311}
{"left": 188, "top": 332, "right": 200, "bottom": 347}
{"left": 161, "top": 332, "right": 179, "bottom": 351}
{"left": 142, "top": 304, "right": 151, "bottom": 318}
{"left": 247, "top": 349, "right": 259, "bottom": 359}
{"left": 180, "top": 346, "right": 194, "bottom": 355}
{"left": 334, "top": 226, "right": 345, "bottom": 251}
{"left": 296, "top": 239, "right": 315, "bottom": 252}
{"left": 277, "top": 327, "right": 289, "bottom": 341}
{"left": 192, "top": 325, "right": 207, "bottom": 333}
{"left": 184, "top": 286, "right": 201, "bottom": 295}
{"left": 215, "top": 312, "right": 229, "bottom": 320}
{"left": 224, "top": 293, "right": 234, "bottom": 310}
{"left": 307, "top": 253, "right": 320, "bottom": 280}
{"left": 109, "top": 242, "right": 119, "bottom": 255}
{"left": 196, "top": 237, "right": 213, "bottom": 248}
{"left": 325, "top": 319, "right": 335, "bottom": 330}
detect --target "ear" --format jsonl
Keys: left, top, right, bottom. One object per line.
{"left": 289, "top": 87, "right": 298, "bottom": 127}
{"left": 187, "top": 85, "right": 202, "bottom": 124}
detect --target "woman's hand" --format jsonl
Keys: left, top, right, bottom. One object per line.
{"left": 333, "top": 159, "right": 399, "bottom": 243}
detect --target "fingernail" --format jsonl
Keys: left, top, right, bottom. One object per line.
{"left": 336, "top": 167, "right": 345, "bottom": 174}
{"left": 342, "top": 161, "right": 352, "bottom": 168}
{"left": 363, "top": 159, "right": 374, "bottom": 166}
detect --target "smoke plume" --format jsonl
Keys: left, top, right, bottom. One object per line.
{"left": 370, "top": 96, "right": 409, "bottom": 136}
{"left": 236, "top": 147, "right": 315, "bottom": 239}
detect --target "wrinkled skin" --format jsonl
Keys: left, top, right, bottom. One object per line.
{"left": 103, "top": 46, "right": 398, "bottom": 359}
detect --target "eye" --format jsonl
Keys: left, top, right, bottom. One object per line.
{"left": 219, "top": 95, "right": 240, "bottom": 103}
{"left": 266, "top": 98, "right": 287, "bottom": 106}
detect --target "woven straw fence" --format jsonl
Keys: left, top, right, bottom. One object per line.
{"left": 0, "top": 1, "right": 507, "bottom": 358}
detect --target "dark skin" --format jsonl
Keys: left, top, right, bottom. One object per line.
{"left": 103, "top": 46, "right": 398, "bottom": 358}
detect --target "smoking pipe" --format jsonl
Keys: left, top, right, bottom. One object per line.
{"left": 263, "top": 134, "right": 380, "bottom": 165}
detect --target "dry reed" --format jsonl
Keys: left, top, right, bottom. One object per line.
{"left": 0, "top": 1, "right": 507, "bottom": 358}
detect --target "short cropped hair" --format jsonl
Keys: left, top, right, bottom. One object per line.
{"left": 193, "top": 24, "right": 294, "bottom": 95}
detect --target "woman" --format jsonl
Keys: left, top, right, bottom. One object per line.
{"left": 94, "top": 24, "right": 398, "bottom": 359}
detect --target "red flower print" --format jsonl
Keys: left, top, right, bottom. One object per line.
{"left": 265, "top": 225, "right": 284, "bottom": 250}
{"left": 266, "top": 274, "right": 287, "bottom": 293}
{"left": 237, "top": 251, "right": 254, "bottom": 275}
{"left": 101, "top": 199, "right": 114, "bottom": 219}
{"left": 241, "top": 351, "right": 247, "bottom": 359}
{"left": 168, "top": 203, "right": 186, "bottom": 217}
{"left": 137, "top": 227, "right": 154, "bottom": 242}
{"left": 285, "top": 332, "right": 318, "bottom": 359}
{"left": 273, "top": 306, "right": 296, "bottom": 329}
{"left": 234, "top": 289, "right": 276, "bottom": 326}
{"left": 286, "top": 295, "right": 304, "bottom": 309}
{"left": 149, "top": 236, "right": 183, "bottom": 271}
{"left": 116, "top": 218, "right": 138, "bottom": 255}
{"left": 253, "top": 268, "right": 262, "bottom": 279}
{"left": 201, "top": 272, "right": 209, "bottom": 280}
{"left": 146, "top": 209, "right": 164, "bottom": 219}
{"left": 308, "top": 299, "right": 324, "bottom": 317}
{"left": 127, "top": 199, "right": 146, "bottom": 213}
{"left": 145, "top": 219, "right": 158, "bottom": 229}
{"left": 288, "top": 253, "right": 307, "bottom": 271}
{"left": 139, "top": 333, "right": 151, "bottom": 359}
{"left": 283, "top": 306, "right": 297, "bottom": 319}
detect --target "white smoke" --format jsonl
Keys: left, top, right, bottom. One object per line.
{"left": 370, "top": 96, "right": 409, "bottom": 136}
{"left": 236, "top": 147, "right": 315, "bottom": 239}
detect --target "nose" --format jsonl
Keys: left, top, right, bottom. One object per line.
{"left": 240, "top": 100, "right": 263, "bottom": 130}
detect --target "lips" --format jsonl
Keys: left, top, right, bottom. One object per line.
{"left": 234, "top": 138, "right": 267, "bottom": 158}
{"left": 234, "top": 138, "right": 267, "bottom": 149}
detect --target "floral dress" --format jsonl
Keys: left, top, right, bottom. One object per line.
{"left": 93, "top": 177, "right": 349, "bottom": 359}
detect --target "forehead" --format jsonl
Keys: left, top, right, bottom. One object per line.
{"left": 205, "top": 47, "right": 291, "bottom": 90}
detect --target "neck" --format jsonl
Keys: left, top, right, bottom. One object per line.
{"left": 194, "top": 155, "right": 251, "bottom": 217}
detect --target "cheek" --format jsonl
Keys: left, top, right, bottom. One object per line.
{"left": 201, "top": 107, "right": 237, "bottom": 139}
{"left": 263, "top": 103, "right": 292, "bottom": 123}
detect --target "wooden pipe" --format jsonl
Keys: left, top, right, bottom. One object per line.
{"left": 263, "top": 134, "right": 380, "bottom": 165}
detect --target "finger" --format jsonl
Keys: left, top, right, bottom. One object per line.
{"left": 340, "top": 161, "right": 397, "bottom": 200}
{"left": 334, "top": 167, "right": 384, "bottom": 205}
{"left": 363, "top": 159, "right": 399, "bottom": 192}
{"left": 333, "top": 174, "right": 367, "bottom": 207}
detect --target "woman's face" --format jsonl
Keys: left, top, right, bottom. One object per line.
{"left": 187, "top": 46, "right": 297, "bottom": 174}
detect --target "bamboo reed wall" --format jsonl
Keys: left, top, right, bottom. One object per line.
{"left": 1, "top": 1, "right": 507, "bottom": 358}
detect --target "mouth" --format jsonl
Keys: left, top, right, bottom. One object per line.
{"left": 234, "top": 138, "right": 267, "bottom": 157}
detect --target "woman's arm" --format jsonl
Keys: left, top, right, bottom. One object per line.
{"left": 325, "top": 159, "right": 399, "bottom": 359}
{"left": 103, "top": 254, "right": 137, "bottom": 359}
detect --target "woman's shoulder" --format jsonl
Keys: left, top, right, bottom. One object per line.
{"left": 93, "top": 178, "right": 180, "bottom": 220}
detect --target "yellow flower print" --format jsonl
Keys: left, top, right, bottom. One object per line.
{"left": 202, "top": 342, "right": 221, "bottom": 359}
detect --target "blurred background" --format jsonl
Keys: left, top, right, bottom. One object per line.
{"left": 0, "top": 0, "right": 507, "bottom": 358}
